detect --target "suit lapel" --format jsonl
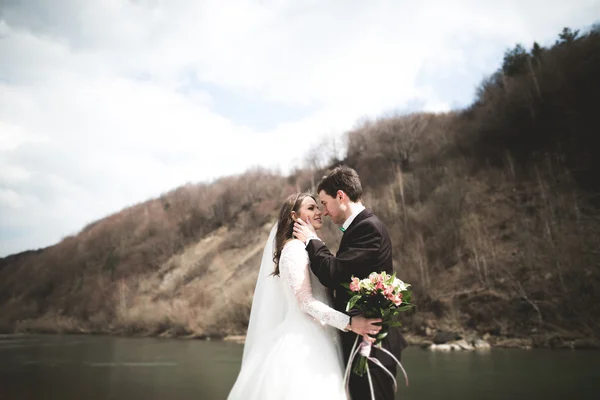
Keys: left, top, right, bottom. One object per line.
{"left": 338, "top": 208, "right": 373, "bottom": 251}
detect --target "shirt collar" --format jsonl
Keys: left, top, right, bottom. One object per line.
{"left": 342, "top": 203, "right": 366, "bottom": 231}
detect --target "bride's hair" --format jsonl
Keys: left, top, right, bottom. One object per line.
{"left": 272, "top": 192, "right": 316, "bottom": 276}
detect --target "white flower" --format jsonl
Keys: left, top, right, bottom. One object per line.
{"left": 394, "top": 278, "right": 410, "bottom": 292}
{"left": 360, "top": 278, "right": 372, "bottom": 290}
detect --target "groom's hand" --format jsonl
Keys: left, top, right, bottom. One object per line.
{"left": 350, "top": 316, "right": 382, "bottom": 343}
{"left": 293, "top": 217, "right": 317, "bottom": 244}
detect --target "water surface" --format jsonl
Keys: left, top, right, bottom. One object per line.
{"left": 0, "top": 334, "right": 598, "bottom": 399}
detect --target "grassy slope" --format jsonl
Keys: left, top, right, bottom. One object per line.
{"left": 1, "top": 27, "right": 599, "bottom": 348}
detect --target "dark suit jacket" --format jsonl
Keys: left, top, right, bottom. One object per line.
{"left": 307, "top": 208, "right": 408, "bottom": 367}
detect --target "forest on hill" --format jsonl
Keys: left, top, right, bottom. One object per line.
{"left": 1, "top": 26, "right": 599, "bottom": 348}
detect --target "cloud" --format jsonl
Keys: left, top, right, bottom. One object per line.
{"left": 1, "top": 0, "right": 599, "bottom": 256}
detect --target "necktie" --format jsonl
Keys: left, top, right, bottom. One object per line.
{"left": 340, "top": 227, "right": 346, "bottom": 233}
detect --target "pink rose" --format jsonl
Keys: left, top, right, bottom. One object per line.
{"left": 349, "top": 277, "right": 361, "bottom": 292}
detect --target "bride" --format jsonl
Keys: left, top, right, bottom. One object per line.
{"left": 228, "top": 193, "right": 382, "bottom": 400}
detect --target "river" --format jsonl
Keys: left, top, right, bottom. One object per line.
{"left": 0, "top": 334, "right": 598, "bottom": 399}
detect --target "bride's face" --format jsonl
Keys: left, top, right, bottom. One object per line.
{"left": 295, "top": 197, "right": 323, "bottom": 230}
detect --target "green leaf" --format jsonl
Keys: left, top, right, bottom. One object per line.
{"left": 381, "top": 308, "right": 391, "bottom": 320}
{"left": 396, "top": 304, "right": 415, "bottom": 312}
{"left": 391, "top": 273, "right": 398, "bottom": 286}
{"left": 346, "top": 295, "right": 362, "bottom": 311}
{"left": 387, "top": 320, "right": 403, "bottom": 327}
{"left": 377, "top": 331, "right": 389, "bottom": 340}
{"left": 340, "top": 282, "right": 350, "bottom": 289}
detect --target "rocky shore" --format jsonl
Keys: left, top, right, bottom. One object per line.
{"left": 402, "top": 330, "right": 600, "bottom": 351}
{"left": 223, "top": 331, "right": 600, "bottom": 351}
{"left": 8, "top": 316, "right": 599, "bottom": 351}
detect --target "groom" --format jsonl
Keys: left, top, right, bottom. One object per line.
{"left": 294, "top": 165, "right": 407, "bottom": 400}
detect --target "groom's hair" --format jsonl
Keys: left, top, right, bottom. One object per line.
{"left": 317, "top": 165, "right": 363, "bottom": 202}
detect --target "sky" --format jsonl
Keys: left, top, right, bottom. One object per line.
{"left": 1, "top": 0, "right": 599, "bottom": 257}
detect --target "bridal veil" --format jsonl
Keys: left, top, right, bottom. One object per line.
{"left": 240, "top": 223, "right": 286, "bottom": 365}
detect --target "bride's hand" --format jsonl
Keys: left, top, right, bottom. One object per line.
{"left": 362, "top": 334, "right": 376, "bottom": 344}
{"left": 293, "top": 217, "right": 316, "bottom": 243}
{"left": 350, "top": 315, "right": 382, "bottom": 342}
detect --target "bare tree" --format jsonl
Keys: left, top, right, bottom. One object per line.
{"left": 303, "top": 134, "right": 345, "bottom": 171}
{"left": 395, "top": 112, "right": 434, "bottom": 170}
{"left": 367, "top": 112, "right": 435, "bottom": 171}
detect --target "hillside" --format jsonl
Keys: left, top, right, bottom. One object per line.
{"left": 1, "top": 26, "right": 599, "bottom": 348}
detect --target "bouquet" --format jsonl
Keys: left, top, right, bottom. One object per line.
{"left": 342, "top": 271, "right": 414, "bottom": 377}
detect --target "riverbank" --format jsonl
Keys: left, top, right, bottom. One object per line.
{"left": 403, "top": 333, "right": 600, "bottom": 351}
{"left": 222, "top": 331, "right": 600, "bottom": 351}
{"left": 6, "top": 315, "right": 599, "bottom": 351}
{"left": 4, "top": 322, "right": 600, "bottom": 351}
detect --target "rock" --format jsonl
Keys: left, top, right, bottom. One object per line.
{"left": 495, "top": 338, "right": 531, "bottom": 348}
{"left": 429, "top": 343, "right": 452, "bottom": 352}
{"left": 548, "top": 335, "right": 567, "bottom": 348}
{"left": 433, "top": 331, "right": 459, "bottom": 344}
{"left": 425, "top": 327, "right": 434, "bottom": 337}
{"left": 403, "top": 333, "right": 429, "bottom": 347}
{"left": 428, "top": 341, "right": 468, "bottom": 351}
{"left": 532, "top": 333, "right": 569, "bottom": 348}
{"left": 223, "top": 335, "right": 246, "bottom": 344}
{"left": 572, "top": 338, "right": 600, "bottom": 350}
{"left": 455, "top": 339, "right": 475, "bottom": 351}
{"left": 419, "top": 341, "right": 434, "bottom": 350}
{"left": 449, "top": 342, "right": 462, "bottom": 351}
{"left": 473, "top": 338, "right": 491, "bottom": 350}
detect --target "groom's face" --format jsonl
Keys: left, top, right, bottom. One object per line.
{"left": 318, "top": 190, "right": 344, "bottom": 225}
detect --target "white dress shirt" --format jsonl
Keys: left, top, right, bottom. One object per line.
{"left": 341, "top": 204, "right": 366, "bottom": 231}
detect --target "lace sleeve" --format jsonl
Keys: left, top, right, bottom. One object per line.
{"left": 280, "top": 240, "right": 350, "bottom": 331}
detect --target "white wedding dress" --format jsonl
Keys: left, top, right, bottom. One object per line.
{"left": 228, "top": 230, "right": 349, "bottom": 400}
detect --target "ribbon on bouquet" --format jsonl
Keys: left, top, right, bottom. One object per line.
{"left": 343, "top": 335, "right": 409, "bottom": 400}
